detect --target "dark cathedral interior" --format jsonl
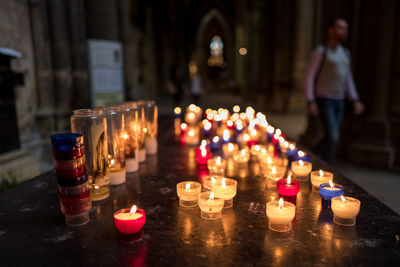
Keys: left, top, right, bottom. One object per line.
{"left": 0, "top": 0, "right": 399, "bottom": 265}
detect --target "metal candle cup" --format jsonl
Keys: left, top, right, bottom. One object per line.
{"left": 176, "top": 181, "right": 202, "bottom": 207}
{"left": 113, "top": 207, "right": 146, "bottom": 235}
{"left": 319, "top": 183, "right": 344, "bottom": 201}
{"left": 331, "top": 196, "right": 361, "bottom": 226}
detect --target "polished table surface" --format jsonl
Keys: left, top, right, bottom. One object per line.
{"left": 1, "top": 118, "right": 400, "bottom": 266}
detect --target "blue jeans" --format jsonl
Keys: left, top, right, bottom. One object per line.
{"left": 316, "top": 98, "right": 345, "bottom": 163}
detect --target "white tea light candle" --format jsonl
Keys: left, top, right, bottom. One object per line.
{"left": 198, "top": 192, "right": 224, "bottom": 220}
{"left": 266, "top": 198, "right": 296, "bottom": 232}
{"left": 331, "top": 196, "right": 361, "bottom": 226}
{"left": 176, "top": 181, "right": 202, "bottom": 207}
{"left": 291, "top": 160, "right": 312, "bottom": 181}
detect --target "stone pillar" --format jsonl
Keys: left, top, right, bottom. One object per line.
{"left": 47, "top": 0, "right": 73, "bottom": 131}
{"left": 29, "top": 0, "right": 55, "bottom": 134}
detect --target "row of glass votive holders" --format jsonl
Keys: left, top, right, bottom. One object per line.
{"left": 52, "top": 133, "right": 92, "bottom": 226}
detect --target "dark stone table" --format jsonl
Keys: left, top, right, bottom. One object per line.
{"left": 1, "top": 118, "right": 399, "bottom": 266}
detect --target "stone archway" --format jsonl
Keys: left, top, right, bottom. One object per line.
{"left": 193, "top": 8, "right": 234, "bottom": 93}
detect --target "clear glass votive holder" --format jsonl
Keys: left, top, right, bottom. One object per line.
{"left": 176, "top": 181, "right": 202, "bottom": 207}
{"left": 266, "top": 200, "right": 296, "bottom": 232}
{"left": 331, "top": 196, "right": 360, "bottom": 226}
{"left": 198, "top": 192, "right": 224, "bottom": 220}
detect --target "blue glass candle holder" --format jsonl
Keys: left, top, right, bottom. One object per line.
{"left": 266, "top": 132, "right": 273, "bottom": 143}
{"left": 319, "top": 183, "right": 344, "bottom": 201}
{"left": 51, "top": 133, "right": 84, "bottom": 151}
{"left": 210, "top": 139, "right": 221, "bottom": 151}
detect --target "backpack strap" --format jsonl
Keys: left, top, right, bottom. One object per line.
{"left": 314, "top": 45, "right": 327, "bottom": 89}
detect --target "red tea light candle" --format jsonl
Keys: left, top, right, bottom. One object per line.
{"left": 226, "top": 120, "right": 234, "bottom": 129}
{"left": 196, "top": 147, "right": 212, "bottom": 165}
{"left": 113, "top": 205, "right": 146, "bottom": 235}
{"left": 277, "top": 175, "right": 300, "bottom": 198}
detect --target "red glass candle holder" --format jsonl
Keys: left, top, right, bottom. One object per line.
{"left": 195, "top": 148, "right": 212, "bottom": 165}
{"left": 277, "top": 178, "right": 300, "bottom": 197}
{"left": 247, "top": 139, "right": 259, "bottom": 148}
{"left": 114, "top": 208, "right": 146, "bottom": 235}
{"left": 59, "top": 190, "right": 92, "bottom": 215}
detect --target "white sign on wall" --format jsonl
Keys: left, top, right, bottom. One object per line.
{"left": 88, "top": 39, "right": 124, "bottom": 107}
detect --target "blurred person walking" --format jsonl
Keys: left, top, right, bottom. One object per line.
{"left": 304, "top": 18, "right": 364, "bottom": 163}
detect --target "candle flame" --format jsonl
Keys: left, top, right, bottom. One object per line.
{"left": 261, "top": 148, "right": 266, "bottom": 154}
{"left": 279, "top": 136, "right": 285, "bottom": 144}
{"left": 122, "top": 132, "right": 129, "bottom": 140}
{"left": 233, "top": 105, "right": 240, "bottom": 113}
{"left": 185, "top": 183, "right": 191, "bottom": 190}
{"left": 174, "top": 107, "right": 181, "bottom": 115}
{"left": 298, "top": 150, "right": 305, "bottom": 157}
{"left": 267, "top": 157, "right": 272, "bottom": 164}
{"left": 254, "top": 145, "right": 260, "bottom": 151}
{"left": 188, "top": 129, "right": 195, "bottom": 137}
{"left": 340, "top": 196, "right": 347, "bottom": 203}
{"left": 213, "top": 136, "right": 219, "bottom": 143}
{"left": 204, "top": 121, "right": 212, "bottom": 130}
{"left": 210, "top": 192, "right": 214, "bottom": 200}
{"left": 227, "top": 120, "right": 233, "bottom": 127}
{"left": 143, "top": 127, "right": 148, "bottom": 133}
{"left": 216, "top": 156, "right": 221, "bottom": 165}
{"left": 130, "top": 205, "right": 137, "bottom": 214}
{"left": 241, "top": 149, "right": 246, "bottom": 156}
{"left": 299, "top": 160, "right": 304, "bottom": 166}
{"left": 181, "top": 123, "right": 187, "bottom": 130}
{"left": 287, "top": 175, "right": 292, "bottom": 185}
{"left": 201, "top": 149, "right": 207, "bottom": 157}
{"left": 228, "top": 143, "right": 234, "bottom": 151}
{"left": 279, "top": 198, "right": 283, "bottom": 210}
{"left": 243, "top": 133, "right": 250, "bottom": 141}
{"left": 275, "top": 129, "right": 282, "bottom": 135}
{"left": 283, "top": 141, "right": 289, "bottom": 148}
{"left": 188, "top": 104, "right": 196, "bottom": 111}
{"left": 200, "top": 140, "right": 207, "bottom": 147}
{"left": 273, "top": 133, "right": 280, "bottom": 140}
{"left": 211, "top": 176, "right": 216, "bottom": 184}
{"left": 272, "top": 166, "right": 276, "bottom": 174}
{"left": 319, "top": 169, "right": 324, "bottom": 176}
{"left": 222, "top": 178, "right": 226, "bottom": 188}
{"left": 289, "top": 144, "right": 295, "bottom": 150}
{"left": 110, "top": 159, "right": 115, "bottom": 165}
{"left": 329, "top": 180, "right": 334, "bottom": 188}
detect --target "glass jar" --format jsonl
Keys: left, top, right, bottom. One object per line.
{"left": 122, "top": 103, "right": 139, "bottom": 172}
{"left": 71, "top": 109, "right": 110, "bottom": 201}
{"left": 143, "top": 100, "right": 158, "bottom": 155}
{"left": 136, "top": 101, "right": 147, "bottom": 163}
{"left": 104, "top": 106, "right": 126, "bottom": 185}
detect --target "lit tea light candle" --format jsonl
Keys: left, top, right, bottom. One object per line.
{"left": 207, "top": 156, "right": 226, "bottom": 176}
{"left": 202, "top": 120, "right": 212, "bottom": 135}
{"left": 266, "top": 125, "right": 275, "bottom": 142}
{"left": 203, "top": 175, "right": 222, "bottom": 190}
{"left": 195, "top": 147, "right": 212, "bottom": 165}
{"left": 226, "top": 120, "right": 234, "bottom": 129}
{"left": 310, "top": 170, "right": 334, "bottom": 191}
{"left": 173, "top": 107, "right": 182, "bottom": 118}
{"left": 286, "top": 142, "right": 298, "bottom": 159}
{"left": 212, "top": 177, "right": 238, "bottom": 208}
{"left": 319, "top": 180, "right": 344, "bottom": 201}
{"left": 113, "top": 205, "right": 146, "bottom": 235}
{"left": 176, "top": 181, "right": 202, "bottom": 207}
{"left": 294, "top": 150, "right": 311, "bottom": 162}
{"left": 263, "top": 165, "right": 287, "bottom": 188}
{"left": 109, "top": 158, "right": 126, "bottom": 185}
{"left": 185, "top": 126, "right": 200, "bottom": 145}
{"left": 250, "top": 144, "right": 262, "bottom": 159}
{"left": 291, "top": 160, "right": 312, "bottom": 181}
{"left": 198, "top": 192, "right": 224, "bottom": 220}
{"left": 233, "top": 148, "right": 250, "bottom": 165}
{"left": 277, "top": 175, "right": 300, "bottom": 199}
{"left": 210, "top": 136, "right": 221, "bottom": 150}
{"left": 331, "top": 196, "right": 361, "bottom": 226}
{"left": 222, "top": 142, "right": 239, "bottom": 158}
{"left": 222, "top": 129, "right": 232, "bottom": 144}
{"left": 185, "top": 111, "right": 197, "bottom": 125}
{"left": 247, "top": 129, "right": 259, "bottom": 148}
{"left": 235, "top": 120, "right": 244, "bottom": 133}
{"left": 266, "top": 198, "right": 296, "bottom": 232}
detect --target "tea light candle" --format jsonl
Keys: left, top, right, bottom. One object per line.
{"left": 198, "top": 192, "right": 224, "bottom": 220}
{"left": 212, "top": 177, "right": 238, "bottom": 208}
{"left": 173, "top": 107, "right": 182, "bottom": 118}
{"left": 294, "top": 150, "right": 311, "bottom": 162}
{"left": 277, "top": 175, "right": 300, "bottom": 198}
{"left": 222, "top": 129, "right": 232, "bottom": 144}
{"left": 291, "top": 160, "right": 312, "bottom": 181}
{"left": 195, "top": 147, "right": 212, "bottom": 165}
{"left": 185, "top": 126, "right": 200, "bottom": 145}
{"left": 263, "top": 165, "right": 286, "bottom": 188}
{"left": 113, "top": 205, "right": 146, "bottom": 235}
{"left": 185, "top": 111, "right": 197, "bottom": 125}
{"left": 233, "top": 148, "right": 250, "bottom": 165}
{"left": 207, "top": 156, "right": 226, "bottom": 176}
{"left": 202, "top": 120, "right": 212, "bottom": 136}
{"left": 319, "top": 180, "right": 344, "bottom": 201}
{"left": 210, "top": 136, "right": 221, "bottom": 150}
{"left": 203, "top": 175, "right": 222, "bottom": 190}
{"left": 222, "top": 143, "right": 239, "bottom": 158}
{"left": 266, "top": 198, "right": 296, "bottom": 232}
{"left": 176, "top": 181, "right": 202, "bottom": 207}
{"left": 331, "top": 196, "right": 361, "bottom": 226}
{"left": 310, "top": 170, "right": 334, "bottom": 191}
{"left": 250, "top": 144, "right": 263, "bottom": 159}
